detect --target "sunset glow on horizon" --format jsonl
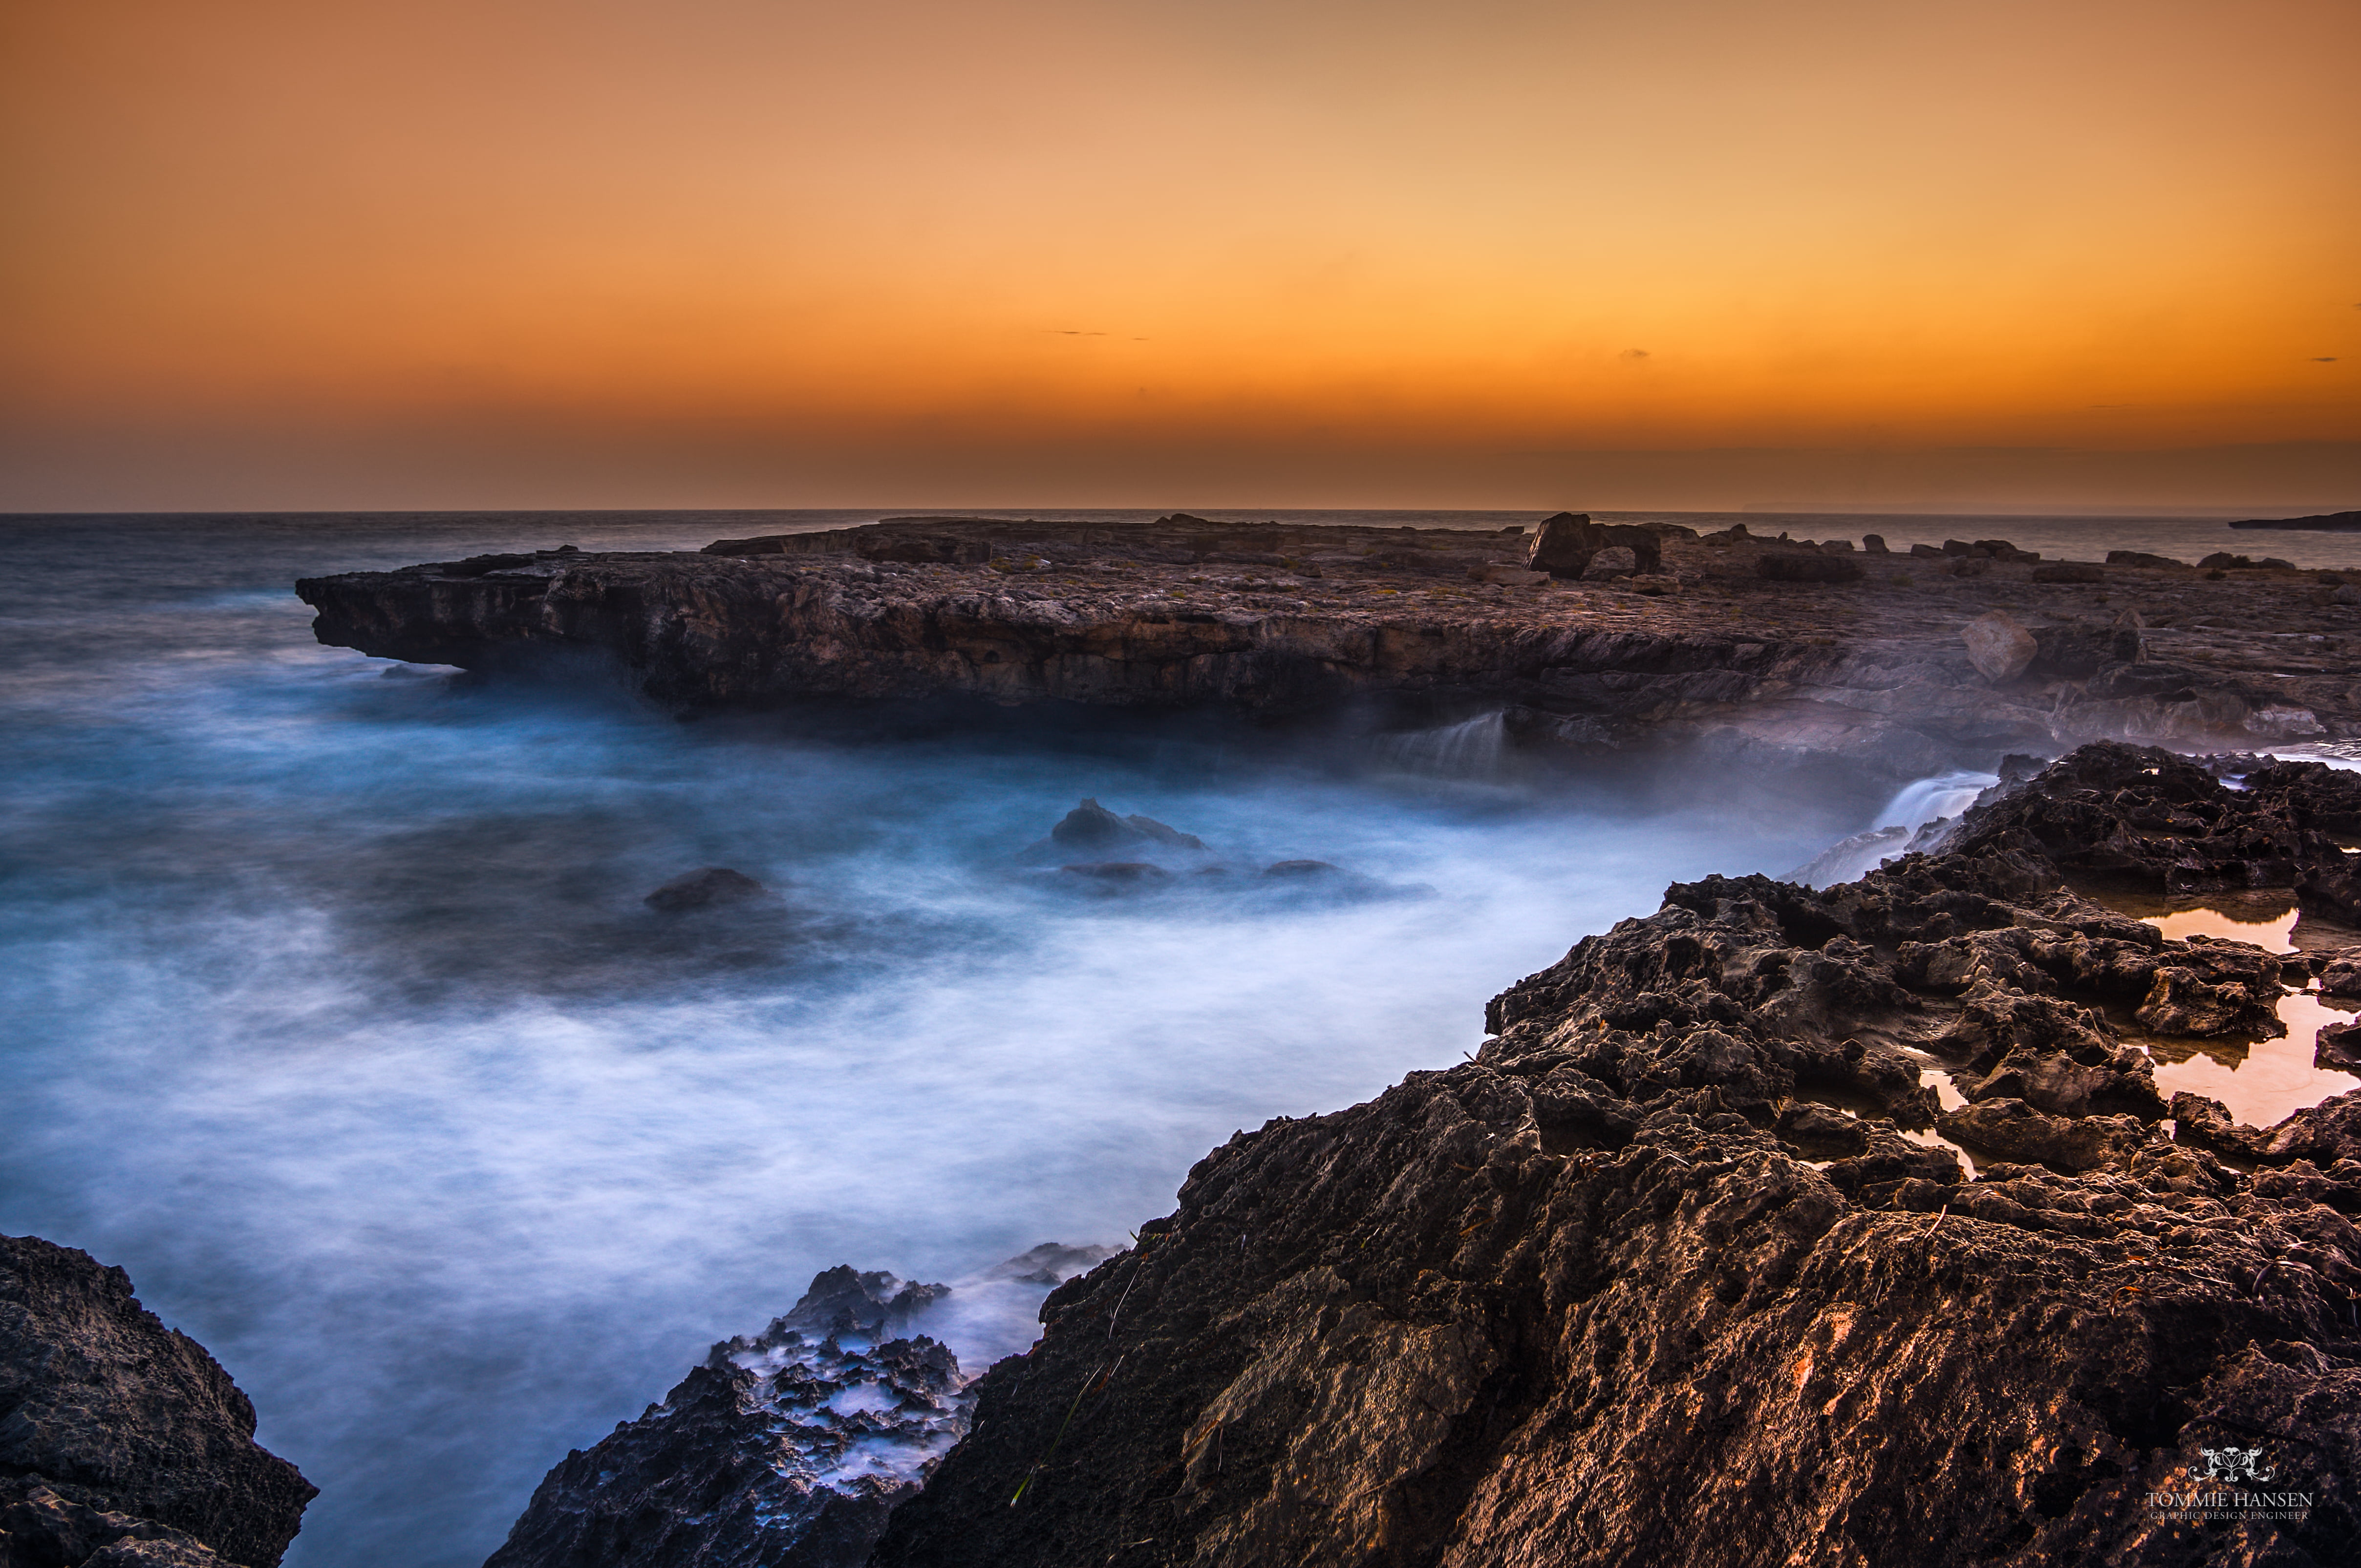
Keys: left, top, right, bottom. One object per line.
{"left": 4, "top": 0, "right": 2356, "bottom": 511}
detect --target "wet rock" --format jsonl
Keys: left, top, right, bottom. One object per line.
{"left": 1931, "top": 742, "right": 2354, "bottom": 917}
{"left": 486, "top": 1250, "right": 1118, "bottom": 1568}
{"left": 1580, "top": 546, "right": 1638, "bottom": 580}
{"left": 484, "top": 1269, "right": 966, "bottom": 1568}
{"left": 2319, "top": 949, "right": 2361, "bottom": 999}
{"left": 1962, "top": 610, "right": 2039, "bottom": 681}
{"left": 2319, "top": 1020, "right": 2361, "bottom": 1074}
{"left": 2166, "top": 1091, "right": 2274, "bottom": 1161}
{"left": 0, "top": 1236, "right": 314, "bottom": 1568}
{"left": 2134, "top": 958, "right": 2285, "bottom": 1038}
{"left": 643, "top": 866, "right": 767, "bottom": 911}
{"left": 1036, "top": 799, "right": 1206, "bottom": 859}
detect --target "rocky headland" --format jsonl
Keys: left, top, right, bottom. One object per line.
{"left": 295, "top": 515, "right": 2361, "bottom": 784}
{"left": 0, "top": 1235, "right": 313, "bottom": 1568}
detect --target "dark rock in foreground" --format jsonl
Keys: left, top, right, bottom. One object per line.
{"left": 871, "top": 745, "right": 2361, "bottom": 1567}
{"left": 0, "top": 1235, "right": 314, "bottom": 1568}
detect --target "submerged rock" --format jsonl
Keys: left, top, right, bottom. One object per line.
{"left": 871, "top": 744, "right": 2361, "bottom": 1567}
{"left": 1045, "top": 799, "right": 1205, "bottom": 854}
{"left": 644, "top": 867, "right": 767, "bottom": 911}
{"left": 0, "top": 1235, "right": 315, "bottom": 1568}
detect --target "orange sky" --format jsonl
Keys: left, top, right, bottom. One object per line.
{"left": 4, "top": 0, "right": 2356, "bottom": 511}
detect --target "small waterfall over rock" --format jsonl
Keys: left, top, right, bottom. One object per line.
{"left": 1876, "top": 769, "right": 2000, "bottom": 830}
{"left": 1376, "top": 711, "right": 1510, "bottom": 780}
{"left": 1786, "top": 766, "right": 2003, "bottom": 888}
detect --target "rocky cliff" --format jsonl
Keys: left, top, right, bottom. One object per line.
{"left": 867, "top": 744, "right": 2361, "bottom": 1566}
{"left": 294, "top": 517, "right": 2358, "bottom": 783}
{"left": 0, "top": 1236, "right": 314, "bottom": 1568}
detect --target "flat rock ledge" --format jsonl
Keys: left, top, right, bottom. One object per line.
{"left": 295, "top": 516, "right": 2361, "bottom": 780}
{"left": 868, "top": 743, "right": 2361, "bottom": 1568}
{"left": 0, "top": 1235, "right": 314, "bottom": 1568}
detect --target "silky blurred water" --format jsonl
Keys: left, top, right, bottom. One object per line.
{"left": 0, "top": 507, "right": 2320, "bottom": 1567}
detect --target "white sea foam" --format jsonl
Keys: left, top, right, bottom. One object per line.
{"left": 0, "top": 513, "right": 1911, "bottom": 1568}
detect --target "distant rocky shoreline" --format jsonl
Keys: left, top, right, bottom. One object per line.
{"left": 296, "top": 513, "right": 2361, "bottom": 786}
{"left": 14, "top": 744, "right": 2361, "bottom": 1565}
{"left": 2230, "top": 510, "right": 2361, "bottom": 533}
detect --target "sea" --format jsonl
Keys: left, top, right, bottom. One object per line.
{"left": 2, "top": 508, "right": 2356, "bottom": 1568}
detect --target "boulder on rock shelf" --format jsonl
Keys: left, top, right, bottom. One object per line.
{"left": 1961, "top": 611, "right": 2039, "bottom": 682}
{"left": 1580, "top": 547, "right": 1638, "bottom": 580}
{"left": 644, "top": 867, "right": 767, "bottom": 912}
{"left": 1523, "top": 513, "right": 1662, "bottom": 578}
{"left": 2106, "top": 549, "right": 2186, "bottom": 568}
{"left": 2031, "top": 562, "right": 2105, "bottom": 584}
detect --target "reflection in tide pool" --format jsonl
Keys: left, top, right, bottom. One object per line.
{"left": 2149, "top": 990, "right": 2361, "bottom": 1130}
{"left": 2140, "top": 906, "right": 2300, "bottom": 952}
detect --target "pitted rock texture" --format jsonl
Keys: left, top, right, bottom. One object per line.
{"left": 870, "top": 745, "right": 2361, "bottom": 1567}
{"left": 485, "top": 1268, "right": 966, "bottom": 1568}
{"left": 294, "top": 518, "right": 2360, "bottom": 781}
{"left": 0, "top": 1236, "right": 314, "bottom": 1568}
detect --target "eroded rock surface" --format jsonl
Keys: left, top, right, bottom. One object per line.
{"left": 0, "top": 1236, "right": 314, "bottom": 1568}
{"left": 870, "top": 745, "right": 2361, "bottom": 1567}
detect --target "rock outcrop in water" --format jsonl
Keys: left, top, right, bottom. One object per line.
{"left": 0, "top": 1235, "right": 314, "bottom": 1568}
{"left": 294, "top": 517, "right": 2359, "bottom": 783}
{"left": 869, "top": 744, "right": 2361, "bottom": 1567}
{"left": 485, "top": 1246, "right": 1113, "bottom": 1568}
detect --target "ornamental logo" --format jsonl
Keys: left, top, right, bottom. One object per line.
{"left": 2198, "top": 1447, "right": 2273, "bottom": 1484}
{"left": 2145, "top": 1445, "right": 2311, "bottom": 1526}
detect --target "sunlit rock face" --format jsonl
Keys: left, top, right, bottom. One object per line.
{"left": 870, "top": 744, "right": 2361, "bottom": 1568}
{"left": 0, "top": 1235, "right": 315, "bottom": 1568}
